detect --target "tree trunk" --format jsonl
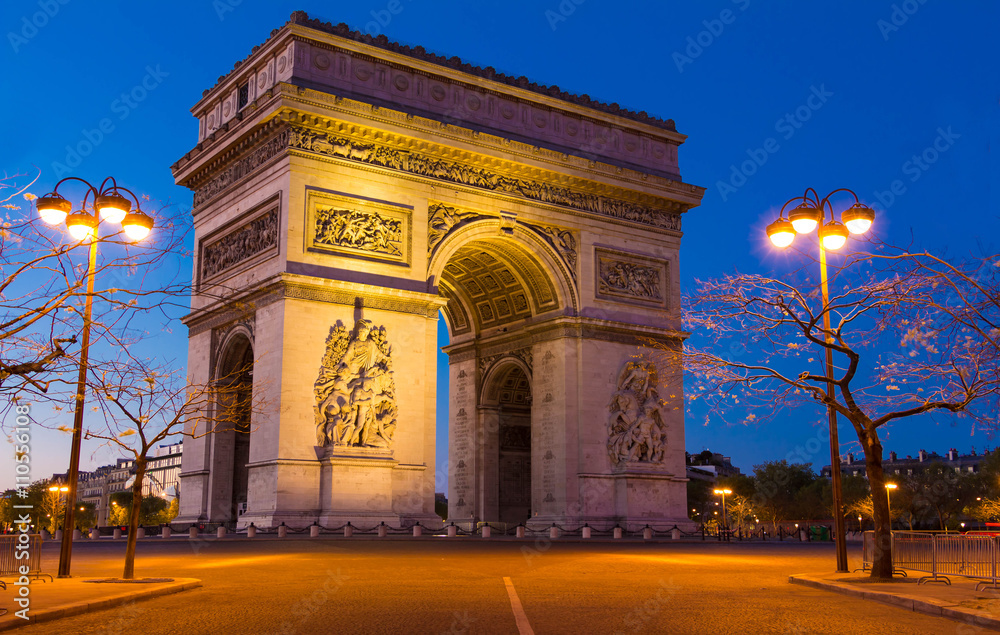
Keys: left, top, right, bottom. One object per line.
{"left": 123, "top": 458, "right": 146, "bottom": 580}
{"left": 862, "top": 433, "right": 893, "bottom": 579}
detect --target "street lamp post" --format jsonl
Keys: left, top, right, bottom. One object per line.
{"left": 36, "top": 177, "right": 153, "bottom": 578}
{"left": 714, "top": 488, "right": 732, "bottom": 533}
{"left": 885, "top": 483, "right": 897, "bottom": 530}
{"left": 766, "top": 188, "right": 875, "bottom": 574}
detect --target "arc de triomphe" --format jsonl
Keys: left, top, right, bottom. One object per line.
{"left": 172, "top": 12, "right": 704, "bottom": 530}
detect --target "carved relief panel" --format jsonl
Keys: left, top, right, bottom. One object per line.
{"left": 305, "top": 187, "right": 412, "bottom": 266}
{"left": 594, "top": 247, "right": 669, "bottom": 308}
{"left": 199, "top": 198, "right": 280, "bottom": 285}
{"left": 314, "top": 319, "right": 398, "bottom": 451}
{"left": 607, "top": 361, "right": 667, "bottom": 467}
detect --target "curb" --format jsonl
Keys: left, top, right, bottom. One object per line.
{"left": 0, "top": 578, "right": 201, "bottom": 631}
{"left": 789, "top": 575, "right": 1000, "bottom": 631}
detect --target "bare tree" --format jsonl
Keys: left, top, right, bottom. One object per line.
{"left": 651, "top": 245, "right": 999, "bottom": 579}
{"left": 82, "top": 352, "right": 265, "bottom": 580}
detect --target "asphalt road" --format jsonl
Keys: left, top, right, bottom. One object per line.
{"left": 15, "top": 538, "right": 969, "bottom": 634}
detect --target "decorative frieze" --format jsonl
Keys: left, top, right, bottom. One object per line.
{"left": 305, "top": 187, "right": 411, "bottom": 266}
{"left": 200, "top": 208, "right": 279, "bottom": 281}
{"left": 595, "top": 248, "right": 668, "bottom": 307}
{"left": 193, "top": 128, "right": 290, "bottom": 208}
{"left": 607, "top": 361, "right": 666, "bottom": 466}
{"left": 287, "top": 125, "right": 683, "bottom": 232}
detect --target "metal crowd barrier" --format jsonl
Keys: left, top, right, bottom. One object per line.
{"left": 862, "top": 530, "right": 1000, "bottom": 588}
{"left": 0, "top": 534, "right": 52, "bottom": 590}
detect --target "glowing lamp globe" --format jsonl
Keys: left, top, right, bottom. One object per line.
{"left": 842, "top": 203, "right": 875, "bottom": 234}
{"left": 96, "top": 192, "right": 132, "bottom": 224}
{"left": 37, "top": 194, "right": 72, "bottom": 225}
{"left": 765, "top": 218, "right": 795, "bottom": 248}
{"left": 66, "top": 212, "right": 97, "bottom": 240}
{"left": 818, "top": 221, "right": 849, "bottom": 250}
{"left": 788, "top": 204, "right": 822, "bottom": 234}
{"left": 122, "top": 211, "right": 153, "bottom": 241}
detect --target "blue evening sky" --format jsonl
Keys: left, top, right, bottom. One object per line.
{"left": 1, "top": 0, "right": 997, "bottom": 488}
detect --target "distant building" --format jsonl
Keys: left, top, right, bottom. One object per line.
{"left": 686, "top": 450, "right": 742, "bottom": 482}
{"left": 51, "top": 442, "right": 183, "bottom": 526}
{"left": 822, "top": 448, "right": 990, "bottom": 479}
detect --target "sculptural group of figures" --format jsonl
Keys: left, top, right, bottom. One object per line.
{"left": 314, "top": 207, "right": 403, "bottom": 257}
{"left": 607, "top": 361, "right": 666, "bottom": 465}
{"left": 314, "top": 319, "right": 397, "bottom": 449}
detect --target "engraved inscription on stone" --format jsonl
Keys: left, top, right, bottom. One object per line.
{"left": 595, "top": 248, "right": 668, "bottom": 307}
{"left": 607, "top": 361, "right": 666, "bottom": 466}
{"left": 200, "top": 208, "right": 279, "bottom": 280}
{"left": 314, "top": 319, "right": 397, "bottom": 450}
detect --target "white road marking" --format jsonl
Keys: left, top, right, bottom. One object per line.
{"left": 503, "top": 576, "right": 535, "bottom": 635}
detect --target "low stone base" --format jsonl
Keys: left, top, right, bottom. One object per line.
{"left": 319, "top": 449, "right": 397, "bottom": 520}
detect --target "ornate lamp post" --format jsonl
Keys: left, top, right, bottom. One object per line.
{"left": 36, "top": 177, "right": 153, "bottom": 578}
{"left": 765, "top": 188, "right": 875, "bottom": 573}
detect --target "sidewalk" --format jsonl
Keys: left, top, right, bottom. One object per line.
{"left": 0, "top": 577, "right": 200, "bottom": 631}
{"left": 790, "top": 572, "right": 1000, "bottom": 631}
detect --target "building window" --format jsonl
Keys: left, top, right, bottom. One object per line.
{"left": 237, "top": 81, "right": 250, "bottom": 110}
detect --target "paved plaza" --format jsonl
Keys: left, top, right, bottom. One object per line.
{"left": 4, "top": 538, "right": 992, "bottom": 634}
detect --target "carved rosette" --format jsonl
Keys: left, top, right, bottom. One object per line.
{"left": 607, "top": 361, "right": 666, "bottom": 466}
{"left": 314, "top": 319, "right": 398, "bottom": 451}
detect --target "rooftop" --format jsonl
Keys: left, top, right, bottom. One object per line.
{"left": 204, "top": 10, "right": 677, "bottom": 132}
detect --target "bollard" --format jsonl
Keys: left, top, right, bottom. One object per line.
{"left": 162, "top": 526, "right": 172, "bottom": 539}
{"left": 447, "top": 523, "right": 457, "bottom": 538}
{"left": 613, "top": 526, "right": 623, "bottom": 539}
{"left": 643, "top": 526, "right": 653, "bottom": 540}
{"left": 549, "top": 525, "right": 559, "bottom": 540}
{"left": 90, "top": 528, "right": 100, "bottom": 540}
{"left": 516, "top": 525, "right": 525, "bottom": 539}
{"left": 113, "top": 528, "right": 122, "bottom": 540}
{"left": 672, "top": 528, "right": 680, "bottom": 540}
{"left": 40, "top": 529, "right": 50, "bottom": 541}
{"left": 217, "top": 526, "right": 226, "bottom": 539}
{"left": 378, "top": 522, "right": 388, "bottom": 538}
{"left": 137, "top": 527, "right": 145, "bottom": 540}
{"left": 482, "top": 525, "right": 491, "bottom": 539}
{"left": 73, "top": 528, "right": 82, "bottom": 540}
{"left": 310, "top": 524, "right": 320, "bottom": 538}
{"left": 277, "top": 523, "right": 287, "bottom": 538}
{"left": 55, "top": 529, "right": 63, "bottom": 541}
{"left": 189, "top": 526, "right": 198, "bottom": 539}
{"left": 344, "top": 523, "right": 353, "bottom": 538}
{"left": 799, "top": 528, "right": 808, "bottom": 542}
{"left": 582, "top": 525, "right": 592, "bottom": 539}
{"left": 247, "top": 524, "right": 256, "bottom": 538}
{"left": 413, "top": 523, "right": 423, "bottom": 537}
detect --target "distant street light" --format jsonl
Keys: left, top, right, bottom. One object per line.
{"left": 36, "top": 177, "right": 153, "bottom": 578}
{"left": 766, "top": 188, "right": 875, "bottom": 574}
{"left": 885, "top": 483, "right": 898, "bottom": 529}
{"left": 714, "top": 488, "right": 732, "bottom": 531}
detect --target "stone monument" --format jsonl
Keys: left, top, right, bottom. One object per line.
{"left": 172, "top": 11, "right": 704, "bottom": 529}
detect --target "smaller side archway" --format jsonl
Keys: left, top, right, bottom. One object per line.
{"left": 478, "top": 359, "right": 533, "bottom": 525}
{"left": 208, "top": 331, "right": 254, "bottom": 523}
